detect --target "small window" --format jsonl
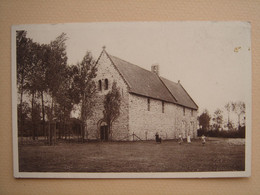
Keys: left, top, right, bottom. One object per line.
{"left": 183, "top": 107, "right": 185, "bottom": 116}
{"left": 191, "top": 109, "right": 194, "bottom": 116}
{"left": 162, "top": 101, "right": 164, "bottom": 113}
{"left": 98, "top": 80, "right": 102, "bottom": 91}
{"left": 148, "top": 98, "right": 150, "bottom": 111}
{"left": 105, "top": 79, "right": 108, "bottom": 90}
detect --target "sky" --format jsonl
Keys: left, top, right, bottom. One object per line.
{"left": 14, "top": 21, "right": 251, "bottom": 121}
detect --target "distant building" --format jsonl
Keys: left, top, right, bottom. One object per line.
{"left": 86, "top": 48, "right": 199, "bottom": 141}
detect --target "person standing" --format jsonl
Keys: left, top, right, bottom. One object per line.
{"left": 178, "top": 134, "right": 183, "bottom": 145}
{"left": 187, "top": 134, "right": 191, "bottom": 144}
{"left": 201, "top": 135, "right": 206, "bottom": 146}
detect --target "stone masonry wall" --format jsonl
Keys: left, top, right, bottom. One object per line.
{"left": 128, "top": 94, "right": 198, "bottom": 141}
{"left": 85, "top": 51, "right": 198, "bottom": 141}
{"left": 174, "top": 105, "right": 198, "bottom": 139}
{"left": 86, "top": 51, "right": 129, "bottom": 140}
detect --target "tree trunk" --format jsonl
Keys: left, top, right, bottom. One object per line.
{"left": 81, "top": 123, "right": 85, "bottom": 143}
{"left": 48, "top": 122, "right": 51, "bottom": 145}
{"left": 58, "top": 121, "right": 61, "bottom": 139}
{"left": 19, "top": 85, "right": 24, "bottom": 144}
{"left": 31, "top": 92, "right": 35, "bottom": 140}
{"left": 238, "top": 114, "right": 241, "bottom": 130}
{"left": 41, "top": 91, "right": 46, "bottom": 140}
{"left": 65, "top": 123, "right": 67, "bottom": 140}
{"left": 49, "top": 97, "right": 55, "bottom": 145}
{"left": 54, "top": 122, "right": 56, "bottom": 145}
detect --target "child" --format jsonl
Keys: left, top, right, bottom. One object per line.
{"left": 178, "top": 134, "right": 183, "bottom": 145}
{"left": 187, "top": 134, "right": 191, "bottom": 144}
{"left": 201, "top": 135, "right": 206, "bottom": 146}
{"left": 155, "top": 132, "right": 161, "bottom": 143}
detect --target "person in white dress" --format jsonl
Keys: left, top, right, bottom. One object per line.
{"left": 187, "top": 134, "right": 191, "bottom": 143}
{"left": 201, "top": 135, "right": 206, "bottom": 146}
{"left": 178, "top": 134, "right": 183, "bottom": 145}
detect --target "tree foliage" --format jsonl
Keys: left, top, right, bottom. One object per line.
{"left": 16, "top": 31, "right": 33, "bottom": 95}
{"left": 16, "top": 31, "right": 34, "bottom": 141}
{"left": 16, "top": 31, "right": 73, "bottom": 144}
{"left": 198, "top": 109, "right": 211, "bottom": 131}
{"left": 231, "top": 101, "right": 246, "bottom": 128}
{"left": 73, "top": 52, "right": 97, "bottom": 141}
{"left": 103, "top": 81, "right": 121, "bottom": 139}
{"left": 224, "top": 101, "right": 233, "bottom": 130}
{"left": 212, "top": 108, "right": 223, "bottom": 130}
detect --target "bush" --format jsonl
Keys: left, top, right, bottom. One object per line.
{"left": 197, "top": 126, "right": 245, "bottom": 138}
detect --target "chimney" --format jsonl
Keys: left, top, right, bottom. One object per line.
{"left": 151, "top": 64, "right": 160, "bottom": 76}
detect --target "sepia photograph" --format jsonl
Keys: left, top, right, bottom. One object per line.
{"left": 12, "top": 21, "right": 251, "bottom": 178}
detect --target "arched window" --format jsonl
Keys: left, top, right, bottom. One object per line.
{"left": 98, "top": 80, "right": 102, "bottom": 91}
{"left": 105, "top": 79, "right": 108, "bottom": 90}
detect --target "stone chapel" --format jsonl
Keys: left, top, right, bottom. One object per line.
{"left": 86, "top": 48, "right": 198, "bottom": 141}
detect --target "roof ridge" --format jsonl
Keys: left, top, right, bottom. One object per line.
{"left": 108, "top": 54, "right": 154, "bottom": 75}
{"left": 160, "top": 76, "right": 198, "bottom": 110}
{"left": 178, "top": 83, "right": 199, "bottom": 110}
{"left": 157, "top": 76, "right": 178, "bottom": 102}
{"left": 160, "top": 76, "right": 178, "bottom": 85}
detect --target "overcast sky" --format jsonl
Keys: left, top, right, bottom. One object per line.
{"left": 15, "top": 21, "right": 251, "bottom": 119}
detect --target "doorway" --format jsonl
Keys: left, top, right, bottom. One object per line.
{"left": 100, "top": 125, "right": 109, "bottom": 141}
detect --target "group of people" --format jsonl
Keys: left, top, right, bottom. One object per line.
{"left": 178, "top": 134, "right": 206, "bottom": 145}
{"left": 155, "top": 133, "right": 206, "bottom": 145}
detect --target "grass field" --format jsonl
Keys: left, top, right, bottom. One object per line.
{"left": 18, "top": 138, "right": 245, "bottom": 172}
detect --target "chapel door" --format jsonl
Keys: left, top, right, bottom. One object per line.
{"left": 100, "top": 126, "right": 109, "bottom": 141}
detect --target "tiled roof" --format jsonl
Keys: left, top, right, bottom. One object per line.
{"left": 160, "top": 77, "right": 198, "bottom": 110}
{"left": 106, "top": 52, "right": 198, "bottom": 110}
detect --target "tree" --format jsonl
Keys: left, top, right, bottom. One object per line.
{"left": 232, "top": 101, "right": 246, "bottom": 129}
{"left": 16, "top": 31, "right": 33, "bottom": 142}
{"left": 32, "top": 33, "right": 67, "bottom": 144}
{"left": 30, "top": 102, "right": 42, "bottom": 139}
{"left": 198, "top": 109, "right": 211, "bottom": 131}
{"left": 73, "top": 52, "right": 97, "bottom": 141}
{"left": 17, "top": 102, "right": 30, "bottom": 137}
{"left": 23, "top": 41, "right": 45, "bottom": 140}
{"left": 224, "top": 101, "right": 233, "bottom": 130}
{"left": 55, "top": 65, "right": 79, "bottom": 139}
{"left": 30, "top": 44, "right": 51, "bottom": 137}
{"left": 17, "top": 32, "right": 71, "bottom": 144}
{"left": 103, "top": 81, "right": 121, "bottom": 140}
{"left": 212, "top": 108, "right": 223, "bottom": 130}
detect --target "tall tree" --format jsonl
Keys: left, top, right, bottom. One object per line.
{"left": 44, "top": 33, "right": 68, "bottom": 145}
{"left": 198, "top": 109, "right": 211, "bottom": 131}
{"left": 103, "top": 81, "right": 121, "bottom": 140}
{"left": 26, "top": 43, "right": 51, "bottom": 140}
{"left": 212, "top": 108, "right": 223, "bottom": 130}
{"left": 73, "top": 52, "right": 97, "bottom": 141}
{"left": 16, "top": 30, "right": 33, "bottom": 141}
{"left": 55, "top": 65, "right": 79, "bottom": 139}
{"left": 17, "top": 102, "right": 30, "bottom": 138}
{"left": 225, "top": 101, "right": 233, "bottom": 130}
{"left": 23, "top": 42, "right": 45, "bottom": 140}
{"left": 232, "top": 101, "right": 246, "bottom": 129}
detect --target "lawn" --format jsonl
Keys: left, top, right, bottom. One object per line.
{"left": 18, "top": 138, "right": 245, "bottom": 172}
